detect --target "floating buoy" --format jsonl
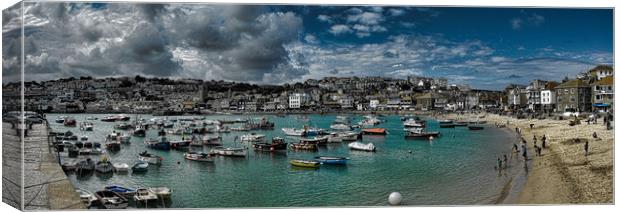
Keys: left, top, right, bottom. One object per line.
{"left": 429, "top": 136, "right": 434, "bottom": 140}
{"left": 408, "top": 150, "right": 413, "bottom": 154}
{"left": 389, "top": 192, "right": 402, "bottom": 205}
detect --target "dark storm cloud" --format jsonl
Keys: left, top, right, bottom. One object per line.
{"left": 138, "top": 4, "right": 166, "bottom": 22}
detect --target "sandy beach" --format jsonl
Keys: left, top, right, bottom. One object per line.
{"left": 443, "top": 112, "right": 613, "bottom": 204}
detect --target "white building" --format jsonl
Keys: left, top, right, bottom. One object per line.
{"left": 369, "top": 100, "right": 380, "bottom": 109}
{"left": 540, "top": 90, "right": 556, "bottom": 105}
{"left": 289, "top": 93, "right": 310, "bottom": 109}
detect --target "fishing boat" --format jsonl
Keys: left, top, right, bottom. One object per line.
{"left": 80, "top": 136, "right": 89, "bottom": 141}
{"left": 358, "top": 116, "right": 383, "bottom": 126}
{"left": 252, "top": 137, "right": 288, "bottom": 152}
{"left": 95, "top": 157, "right": 114, "bottom": 174}
{"left": 404, "top": 128, "right": 440, "bottom": 139}
{"left": 138, "top": 151, "right": 163, "bottom": 164}
{"left": 326, "top": 131, "right": 359, "bottom": 142}
{"left": 76, "top": 188, "right": 97, "bottom": 207}
{"left": 149, "top": 187, "right": 172, "bottom": 199}
{"left": 214, "top": 147, "right": 247, "bottom": 157}
{"left": 94, "top": 190, "right": 128, "bottom": 209}
{"left": 403, "top": 119, "right": 425, "bottom": 128}
{"left": 86, "top": 116, "right": 98, "bottom": 120}
{"left": 101, "top": 116, "right": 116, "bottom": 122}
{"left": 314, "top": 156, "right": 349, "bottom": 165}
{"left": 170, "top": 140, "right": 191, "bottom": 150}
{"left": 145, "top": 137, "right": 171, "bottom": 151}
{"left": 290, "top": 159, "right": 320, "bottom": 168}
{"left": 439, "top": 123, "right": 456, "bottom": 128}
{"left": 113, "top": 163, "right": 129, "bottom": 173}
{"left": 282, "top": 127, "right": 325, "bottom": 136}
{"left": 133, "top": 188, "right": 158, "bottom": 203}
{"left": 454, "top": 121, "right": 468, "bottom": 127}
{"left": 80, "top": 122, "right": 94, "bottom": 131}
{"left": 105, "top": 137, "right": 121, "bottom": 151}
{"left": 468, "top": 126, "right": 484, "bottom": 130}
{"left": 133, "top": 124, "right": 146, "bottom": 137}
{"left": 361, "top": 128, "right": 387, "bottom": 135}
{"left": 281, "top": 128, "right": 304, "bottom": 136}
{"left": 131, "top": 162, "right": 149, "bottom": 172}
{"left": 299, "top": 136, "right": 328, "bottom": 145}
{"left": 64, "top": 117, "right": 77, "bottom": 127}
{"left": 330, "top": 123, "right": 352, "bottom": 131}
{"left": 184, "top": 151, "right": 214, "bottom": 162}
{"left": 118, "top": 134, "right": 131, "bottom": 143}
{"left": 240, "top": 133, "right": 266, "bottom": 142}
{"left": 290, "top": 142, "right": 318, "bottom": 151}
{"left": 201, "top": 135, "right": 223, "bottom": 146}
{"left": 437, "top": 119, "right": 454, "bottom": 124}
{"left": 104, "top": 185, "right": 136, "bottom": 199}
{"left": 348, "top": 142, "right": 376, "bottom": 152}
{"left": 55, "top": 116, "right": 67, "bottom": 123}
{"left": 76, "top": 158, "right": 95, "bottom": 175}
{"left": 114, "top": 123, "right": 133, "bottom": 130}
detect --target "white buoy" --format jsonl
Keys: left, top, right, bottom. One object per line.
{"left": 429, "top": 136, "right": 434, "bottom": 140}
{"left": 388, "top": 192, "right": 402, "bottom": 205}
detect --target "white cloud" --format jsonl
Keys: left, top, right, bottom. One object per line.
{"left": 511, "top": 18, "right": 522, "bottom": 29}
{"left": 317, "top": 14, "right": 332, "bottom": 23}
{"left": 304, "top": 34, "right": 319, "bottom": 44}
{"left": 388, "top": 8, "right": 405, "bottom": 16}
{"left": 329, "top": 24, "right": 352, "bottom": 35}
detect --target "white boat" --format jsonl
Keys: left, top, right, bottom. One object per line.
{"left": 348, "top": 142, "right": 376, "bottom": 152}
{"left": 138, "top": 151, "right": 163, "bottom": 165}
{"left": 358, "top": 117, "right": 382, "bottom": 126}
{"left": 113, "top": 163, "right": 129, "bottom": 172}
{"left": 403, "top": 119, "right": 424, "bottom": 128}
{"left": 80, "top": 122, "right": 94, "bottom": 131}
{"left": 148, "top": 187, "right": 172, "bottom": 199}
{"left": 80, "top": 136, "right": 88, "bottom": 141}
{"left": 327, "top": 131, "right": 360, "bottom": 142}
{"left": 76, "top": 188, "right": 97, "bottom": 207}
{"left": 282, "top": 128, "right": 304, "bottom": 136}
{"left": 240, "top": 133, "right": 265, "bottom": 142}
{"left": 330, "top": 123, "right": 352, "bottom": 131}
{"left": 119, "top": 134, "right": 131, "bottom": 143}
{"left": 133, "top": 188, "right": 158, "bottom": 203}
{"left": 215, "top": 147, "right": 247, "bottom": 157}
{"left": 184, "top": 151, "right": 214, "bottom": 162}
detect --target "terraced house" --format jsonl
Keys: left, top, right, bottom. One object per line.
{"left": 592, "top": 76, "right": 614, "bottom": 113}
{"left": 555, "top": 79, "right": 592, "bottom": 113}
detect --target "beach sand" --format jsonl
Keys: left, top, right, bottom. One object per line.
{"left": 443, "top": 113, "right": 613, "bottom": 204}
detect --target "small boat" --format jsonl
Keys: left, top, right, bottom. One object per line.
{"left": 101, "top": 116, "right": 116, "bottom": 122}
{"left": 314, "top": 156, "right": 349, "bottom": 165}
{"left": 468, "top": 126, "right": 484, "bottom": 130}
{"left": 403, "top": 119, "right": 425, "bottom": 128}
{"left": 330, "top": 123, "right": 352, "bottom": 131}
{"left": 358, "top": 117, "right": 382, "bottom": 126}
{"left": 454, "top": 121, "right": 468, "bottom": 127}
{"left": 149, "top": 187, "right": 172, "bottom": 199}
{"left": 119, "top": 134, "right": 131, "bottom": 143}
{"left": 64, "top": 117, "right": 77, "bottom": 127}
{"left": 439, "top": 123, "right": 456, "bottom": 128}
{"left": 94, "top": 190, "right": 129, "bottom": 209}
{"left": 327, "top": 131, "right": 360, "bottom": 142}
{"left": 299, "top": 136, "right": 328, "bottom": 145}
{"left": 290, "top": 159, "right": 320, "bottom": 168}
{"left": 80, "top": 136, "right": 89, "bottom": 141}
{"left": 133, "top": 125, "right": 146, "bottom": 137}
{"left": 184, "top": 151, "right": 214, "bottom": 162}
{"left": 95, "top": 159, "right": 114, "bottom": 174}
{"left": 361, "top": 128, "right": 387, "bottom": 135}
{"left": 131, "top": 162, "right": 149, "bottom": 172}
{"left": 252, "top": 137, "right": 288, "bottom": 152}
{"left": 244, "top": 117, "right": 275, "bottom": 130}
{"left": 55, "top": 116, "right": 66, "bottom": 123}
{"left": 86, "top": 116, "right": 98, "bottom": 120}
{"left": 214, "top": 147, "right": 247, "bottom": 157}
{"left": 76, "top": 188, "right": 97, "bottom": 207}
{"left": 438, "top": 119, "right": 454, "bottom": 124}
{"left": 240, "top": 133, "right": 266, "bottom": 142}
{"left": 282, "top": 127, "right": 324, "bottom": 136}
{"left": 76, "top": 158, "right": 95, "bottom": 175}
{"left": 113, "top": 163, "right": 129, "bottom": 173}
{"left": 348, "top": 142, "right": 376, "bottom": 152}
{"left": 80, "top": 122, "right": 94, "bottom": 131}
{"left": 145, "top": 137, "right": 171, "bottom": 151}
{"left": 404, "top": 128, "right": 440, "bottom": 139}
{"left": 104, "top": 185, "right": 136, "bottom": 198}
{"left": 202, "top": 135, "right": 223, "bottom": 146}
{"left": 138, "top": 151, "right": 163, "bottom": 164}
{"left": 133, "top": 188, "right": 158, "bottom": 203}
{"left": 290, "top": 142, "right": 317, "bottom": 151}
{"left": 114, "top": 123, "right": 133, "bottom": 130}
{"left": 105, "top": 138, "right": 121, "bottom": 151}
{"left": 62, "top": 161, "right": 78, "bottom": 172}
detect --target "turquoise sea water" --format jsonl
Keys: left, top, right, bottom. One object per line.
{"left": 47, "top": 114, "right": 522, "bottom": 208}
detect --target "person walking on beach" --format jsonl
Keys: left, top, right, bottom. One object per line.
{"left": 529, "top": 123, "right": 534, "bottom": 130}
{"left": 592, "top": 131, "right": 598, "bottom": 139}
{"left": 584, "top": 141, "right": 589, "bottom": 157}
{"left": 533, "top": 135, "right": 537, "bottom": 146}
{"left": 503, "top": 154, "right": 508, "bottom": 166}
{"left": 513, "top": 144, "right": 519, "bottom": 153}
{"left": 497, "top": 157, "right": 503, "bottom": 170}
{"left": 521, "top": 143, "right": 528, "bottom": 160}
{"left": 541, "top": 134, "right": 547, "bottom": 148}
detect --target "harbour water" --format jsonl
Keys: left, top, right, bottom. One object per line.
{"left": 47, "top": 113, "right": 524, "bottom": 208}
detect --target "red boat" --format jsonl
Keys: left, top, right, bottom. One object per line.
{"left": 362, "top": 128, "right": 387, "bottom": 135}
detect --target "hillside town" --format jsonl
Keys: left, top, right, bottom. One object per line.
{"left": 2, "top": 65, "right": 613, "bottom": 116}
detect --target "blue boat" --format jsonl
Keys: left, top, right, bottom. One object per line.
{"left": 145, "top": 137, "right": 171, "bottom": 151}
{"left": 314, "top": 156, "right": 349, "bottom": 165}
{"left": 104, "top": 185, "right": 136, "bottom": 198}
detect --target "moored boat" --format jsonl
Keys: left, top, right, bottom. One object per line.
{"left": 214, "top": 147, "right": 247, "bottom": 157}
{"left": 348, "top": 142, "right": 376, "bottom": 152}
{"left": 149, "top": 187, "right": 172, "bottom": 199}
{"left": 404, "top": 128, "right": 440, "bottom": 139}
{"left": 184, "top": 151, "right": 214, "bottom": 162}
{"left": 76, "top": 158, "right": 95, "bottom": 175}
{"left": 95, "top": 159, "right": 114, "bottom": 174}
{"left": 94, "top": 190, "right": 128, "bottom": 209}
{"left": 145, "top": 137, "right": 171, "bottom": 151}
{"left": 133, "top": 188, "right": 158, "bottom": 203}
{"left": 290, "top": 159, "right": 320, "bottom": 168}
{"left": 131, "top": 162, "right": 149, "bottom": 172}
{"left": 299, "top": 136, "right": 328, "bottom": 146}
{"left": 113, "top": 163, "right": 129, "bottom": 173}
{"left": 76, "top": 188, "right": 97, "bottom": 207}
{"left": 290, "top": 142, "right": 318, "bottom": 151}
{"left": 138, "top": 151, "right": 163, "bottom": 164}
{"left": 468, "top": 126, "right": 484, "bottom": 130}
{"left": 240, "top": 133, "right": 266, "bottom": 142}
{"left": 104, "top": 185, "right": 136, "bottom": 199}
{"left": 439, "top": 123, "right": 456, "bottom": 128}
{"left": 252, "top": 137, "right": 288, "bottom": 152}
{"left": 64, "top": 117, "right": 77, "bottom": 127}
{"left": 361, "top": 128, "right": 387, "bottom": 135}
{"left": 314, "top": 156, "right": 349, "bottom": 165}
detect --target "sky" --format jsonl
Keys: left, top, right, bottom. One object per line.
{"left": 1, "top": 2, "right": 614, "bottom": 90}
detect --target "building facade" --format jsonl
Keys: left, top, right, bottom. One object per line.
{"left": 555, "top": 79, "right": 592, "bottom": 113}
